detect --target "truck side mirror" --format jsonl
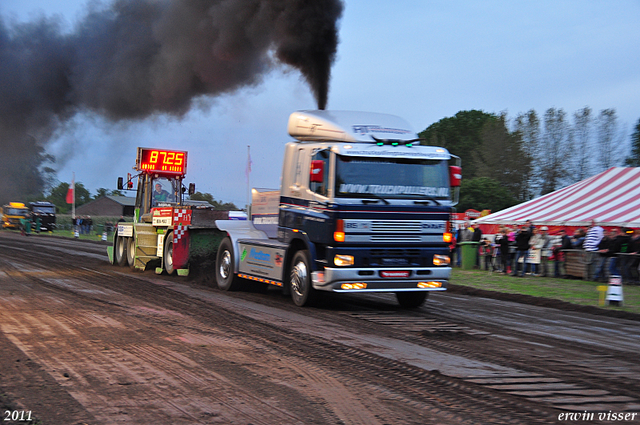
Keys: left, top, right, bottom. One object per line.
{"left": 117, "top": 177, "right": 124, "bottom": 190}
{"left": 449, "top": 166, "right": 462, "bottom": 187}
{"left": 310, "top": 160, "right": 324, "bottom": 183}
{"left": 188, "top": 183, "right": 196, "bottom": 196}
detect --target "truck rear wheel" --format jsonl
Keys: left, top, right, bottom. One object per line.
{"left": 216, "top": 238, "right": 239, "bottom": 291}
{"left": 127, "top": 237, "right": 136, "bottom": 269}
{"left": 289, "top": 250, "right": 316, "bottom": 307}
{"left": 164, "top": 233, "right": 175, "bottom": 275}
{"left": 396, "top": 291, "right": 428, "bottom": 309}
{"left": 114, "top": 235, "right": 127, "bottom": 267}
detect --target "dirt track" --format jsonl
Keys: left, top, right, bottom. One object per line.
{"left": 1, "top": 231, "right": 639, "bottom": 424}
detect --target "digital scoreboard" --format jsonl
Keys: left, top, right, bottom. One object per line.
{"left": 136, "top": 148, "right": 187, "bottom": 175}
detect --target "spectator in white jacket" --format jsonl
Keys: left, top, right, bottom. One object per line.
{"left": 528, "top": 227, "right": 544, "bottom": 275}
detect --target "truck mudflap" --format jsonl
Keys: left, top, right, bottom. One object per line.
{"left": 312, "top": 267, "right": 451, "bottom": 293}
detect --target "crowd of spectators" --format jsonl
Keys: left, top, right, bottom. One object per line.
{"left": 452, "top": 220, "right": 640, "bottom": 285}
{"left": 72, "top": 216, "right": 93, "bottom": 235}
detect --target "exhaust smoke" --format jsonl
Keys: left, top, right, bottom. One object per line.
{"left": 0, "top": 0, "right": 343, "bottom": 202}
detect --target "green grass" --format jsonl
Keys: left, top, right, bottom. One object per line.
{"left": 29, "top": 229, "right": 114, "bottom": 243}
{"left": 451, "top": 268, "right": 640, "bottom": 315}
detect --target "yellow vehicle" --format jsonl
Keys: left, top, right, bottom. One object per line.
{"left": 1, "top": 202, "right": 30, "bottom": 229}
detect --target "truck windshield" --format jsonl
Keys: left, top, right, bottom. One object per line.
{"left": 335, "top": 155, "right": 450, "bottom": 199}
{"left": 32, "top": 206, "right": 55, "bottom": 214}
{"left": 6, "top": 208, "right": 29, "bottom": 216}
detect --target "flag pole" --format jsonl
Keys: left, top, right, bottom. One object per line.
{"left": 246, "top": 145, "right": 251, "bottom": 213}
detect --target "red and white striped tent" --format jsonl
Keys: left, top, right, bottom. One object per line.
{"left": 474, "top": 167, "right": 640, "bottom": 235}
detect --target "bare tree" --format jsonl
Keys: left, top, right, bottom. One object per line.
{"left": 539, "top": 108, "right": 570, "bottom": 195}
{"left": 570, "top": 106, "right": 593, "bottom": 182}
{"left": 513, "top": 109, "right": 540, "bottom": 199}
{"left": 595, "top": 109, "right": 624, "bottom": 172}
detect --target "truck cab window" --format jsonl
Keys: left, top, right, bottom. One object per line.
{"left": 310, "top": 149, "right": 330, "bottom": 197}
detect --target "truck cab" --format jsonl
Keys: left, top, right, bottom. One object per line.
{"left": 29, "top": 201, "right": 56, "bottom": 232}
{"left": 216, "top": 110, "right": 460, "bottom": 308}
{"left": 2, "top": 202, "right": 30, "bottom": 229}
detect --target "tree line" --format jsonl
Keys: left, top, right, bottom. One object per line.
{"left": 16, "top": 181, "right": 236, "bottom": 214}
{"left": 6, "top": 106, "right": 639, "bottom": 215}
{"left": 419, "top": 108, "right": 640, "bottom": 213}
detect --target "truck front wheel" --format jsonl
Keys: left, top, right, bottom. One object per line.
{"left": 114, "top": 235, "right": 127, "bottom": 267}
{"left": 289, "top": 250, "right": 316, "bottom": 307}
{"left": 396, "top": 291, "right": 428, "bottom": 309}
{"left": 216, "top": 238, "right": 239, "bottom": 291}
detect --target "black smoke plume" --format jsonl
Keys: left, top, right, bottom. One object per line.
{"left": 0, "top": 0, "right": 343, "bottom": 203}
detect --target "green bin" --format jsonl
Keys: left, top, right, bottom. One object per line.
{"left": 459, "top": 241, "right": 479, "bottom": 270}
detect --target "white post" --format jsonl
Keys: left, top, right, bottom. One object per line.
{"left": 246, "top": 145, "right": 251, "bottom": 212}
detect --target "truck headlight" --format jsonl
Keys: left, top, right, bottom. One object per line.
{"left": 334, "top": 254, "right": 354, "bottom": 266}
{"left": 433, "top": 255, "right": 450, "bottom": 266}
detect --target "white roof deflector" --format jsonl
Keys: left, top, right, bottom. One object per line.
{"left": 288, "top": 110, "right": 419, "bottom": 143}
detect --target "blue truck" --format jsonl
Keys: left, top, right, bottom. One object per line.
{"left": 214, "top": 110, "right": 461, "bottom": 307}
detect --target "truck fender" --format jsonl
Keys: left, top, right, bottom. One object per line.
{"left": 215, "top": 219, "right": 269, "bottom": 272}
{"left": 282, "top": 232, "right": 319, "bottom": 283}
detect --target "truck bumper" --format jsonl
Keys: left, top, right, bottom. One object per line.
{"left": 312, "top": 267, "right": 451, "bottom": 293}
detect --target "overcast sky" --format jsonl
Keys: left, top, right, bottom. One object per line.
{"left": 2, "top": 0, "right": 639, "bottom": 207}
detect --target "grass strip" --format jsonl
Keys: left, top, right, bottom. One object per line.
{"left": 451, "top": 268, "right": 640, "bottom": 316}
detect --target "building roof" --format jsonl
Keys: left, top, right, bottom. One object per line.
{"left": 105, "top": 195, "right": 137, "bottom": 206}
{"left": 475, "top": 167, "right": 640, "bottom": 228}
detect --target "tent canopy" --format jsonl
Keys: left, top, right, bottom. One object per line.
{"left": 474, "top": 167, "right": 640, "bottom": 231}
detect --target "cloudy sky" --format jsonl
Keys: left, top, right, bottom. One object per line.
{"left": 2, "top": 0, "right": 639, "bottom": 207}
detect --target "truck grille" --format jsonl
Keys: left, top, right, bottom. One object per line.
{"left": 371, "top": 235, "right": 422, "bottom": 242}
{"left": 371, "top": 220, "right": 422, "bottom": 233}
{"left": 365, "top": 248, "right": 423, "bottom": 267}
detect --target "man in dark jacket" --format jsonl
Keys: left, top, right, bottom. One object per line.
{"left": 496, "top": 228, "right": 511, "bottom": 273}
{"left": 594, "top": 229, "right": 616, "bottom": 281}
{"left": 554, "top": 229, "right": 573, "bottom": 278}
{"left": 610, "top": 228, "right": 632, "bottom": 281}
{"left": 513, "top": 224, "right": 531, "bottom": 277}
{"left": 471, "top": 222, "right": 483, "bottom": 268}
{"left": 628, "top": 229, "right": 640, "bottom": 284}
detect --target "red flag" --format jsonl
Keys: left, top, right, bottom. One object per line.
{"left": 66, "top": 178, "right": 74, "bottom": 204}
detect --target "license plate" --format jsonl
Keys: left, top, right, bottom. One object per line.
{"left": 380, "top": 271, "right": 410, "bottom": 278}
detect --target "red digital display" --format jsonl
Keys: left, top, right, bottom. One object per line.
{"left": 137, "top": 148, "right": 187, "bottom": 175}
